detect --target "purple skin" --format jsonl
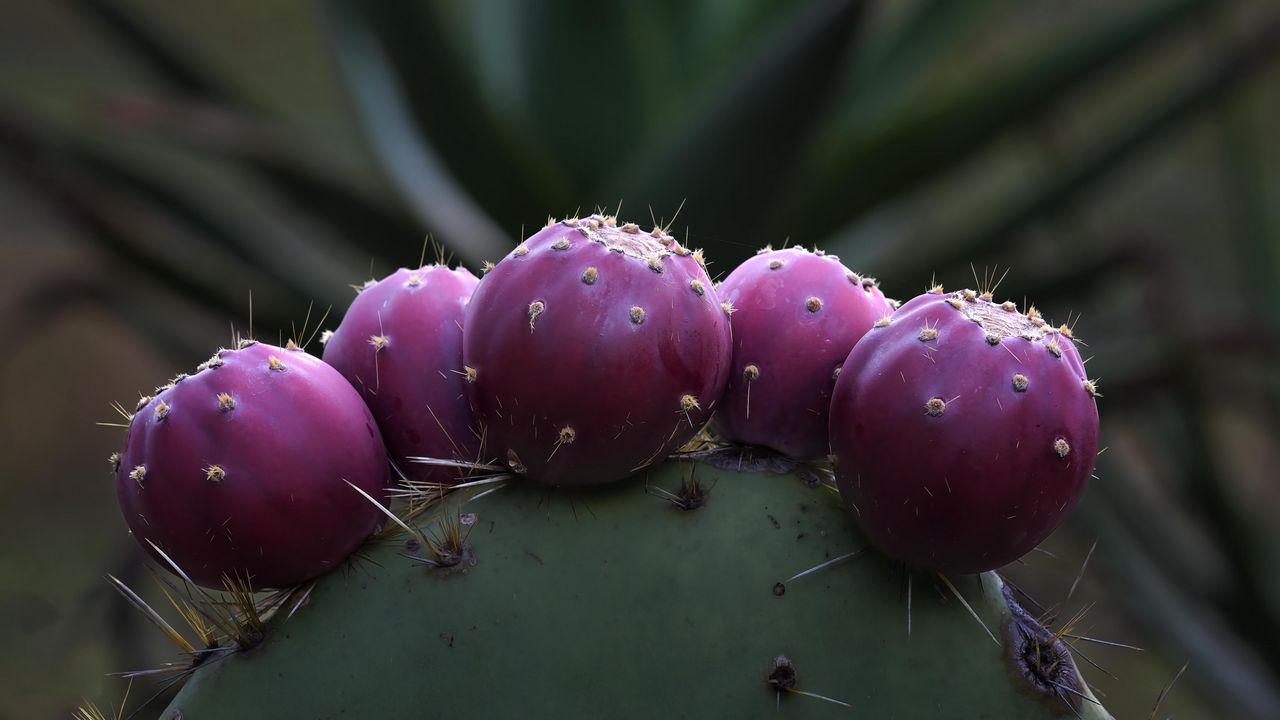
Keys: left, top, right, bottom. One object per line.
{"left": 714, "top": 247, "right": 894, "bottom": 459}
{"left": 463, "top": 215, "right": 732, "bottom": 486}
{"left": 829, "top": 288, "right": 1099, "bottom": 574}
{"left": 323, "top": 265, "right": 480, "bottom": 485}
{"left": 115, "top": 342, "right": 389, "bottom": 589}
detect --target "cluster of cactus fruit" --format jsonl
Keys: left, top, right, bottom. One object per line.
{"left": 105, "top": 213, "right": 1106, "bottom": 717}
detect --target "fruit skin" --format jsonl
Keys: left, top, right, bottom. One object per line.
{"left": 162, "top": 462, "right": 1110, "bottom": 719}
{"left": 116, "top": 341, "right": 389, "bottom": 589}
{"left": 463, "top": 215, "right": 732, "bottom": 486}
{"left": 714, "top": 247, "right": 893, "bottom": 459}
{"left": 323, "top": 265, "right": 480, "bottom": 484}
{"left": 829, "top": 289, "right": 1099, "bottom": 574}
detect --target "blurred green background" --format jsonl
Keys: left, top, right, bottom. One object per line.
{"left": 2, "top": 0, "right": 1278, "bottom": 717}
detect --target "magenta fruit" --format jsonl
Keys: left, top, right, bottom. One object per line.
{"left": 323, "top": 265, "right": 480, "bottom": 484}
{"left": 829, "top": 288, "right": 1099, "bottom": 573}
{"left": 115, "top": 341, "right": 389, "bottom": 589}
{"left": 463, "top": 215, "right": 732, "bottom": 485}
{"left": 714, "top": 247, "right": 894, "bottom": 459}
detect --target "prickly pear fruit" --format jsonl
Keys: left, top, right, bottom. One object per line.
{"left": 322, "top": 265, "right": 480, "bottom": 484}
{"left": 830, "top": 289, "right": 1099, "bottom": 573}
{"left": 463, "top": 215, "right": 732, "bottom": 485}
{"left": 115, "top": 341, "right": 389, "bottom": 589}
{"left": 714, "top": 247, "right": 893, "bottom": 459}
{"left": 162, "top": 462, "right": 1110, "bottom": 719}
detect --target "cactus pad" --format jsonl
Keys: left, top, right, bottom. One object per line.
{"left": 163, "top": 462, "right": 1109, "bottom": 718}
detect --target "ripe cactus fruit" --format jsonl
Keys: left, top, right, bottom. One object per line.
{"left": 714, "top": 247, "right": 894, "bottom": 459}
{"left": 829, "top": 289, "right": 1100, "bottom": 573}
{"left": 463, "top": 215, "right": 732, "bottom": 485}
{"left": 115, "top": 341, "right": 389, "bottom": 589}
{"left": 322, "top": 265, "right": 481, "bottom": 484}
{"left": 162, "top": 462, "right": 1110, "bottom": 718}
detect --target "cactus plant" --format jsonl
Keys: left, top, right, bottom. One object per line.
{"left": 829, "top": 288, "right": 1100, "bottom": 574}
{"left": 114, "top": 340, "right": 389, "bottom": 589}
{"left": 322, "top": 264, "right": 481, "bottom": 484}
{"left": 159, "top": 461, "right": 1110, "bottom": 718}
{"left": 714, "top": 247, "right": 894, "bottom": 459}
{"left": 462, "top": 215, "right": 732, "bottom": 485}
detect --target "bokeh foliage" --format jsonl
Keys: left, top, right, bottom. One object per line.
{"left": 1, "top": 0, "right": 1278, "bottom": 717}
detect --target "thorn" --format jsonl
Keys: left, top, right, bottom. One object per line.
{"left": 937, "top": 572, "right": 999, "bottom": 645}
{"left": 1067, "top": 540, "right": 1097, "bottom": 601}
{"left": 785, "top": 548, "right": 865, "bottom": 583}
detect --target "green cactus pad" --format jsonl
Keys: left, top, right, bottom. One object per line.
{"left": 165, "top": 461, "right": 1110, "bottom": 718}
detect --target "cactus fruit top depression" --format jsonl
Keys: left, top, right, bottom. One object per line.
{"left": 463, "top": 215, "right": 732, "bottom": 486}
{"left": 322, "top": 264, "right": 480, "bottom": 485}
{"left": 114, "top": 341, "right": 389, "bottom": 589}
{"left": 829, "top": 288, "right": 1099, "bottom": 574}
{"left": 714, "top": 246, "right": 895, "bottom": 459}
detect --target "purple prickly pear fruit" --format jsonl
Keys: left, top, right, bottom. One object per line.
{"left": 714, "top": 247, "right": 893, "bottom": 459}
{"left": 115, "top": 341, "right": 389, "bottom": 589}
{"left": 463, "top": 215, "right": 732, "bottom": 486}
{"left": 322, "top": 265, "right": 480, "bottom": 484}
{"left": 829, "top": 288, "right": 1099, "bottom": 574}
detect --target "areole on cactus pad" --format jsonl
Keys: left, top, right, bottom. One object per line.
{"left": 829, "top": 288, "right": 1100, "bottom": 574}
{"left": 462, "top": 215, "right": 732, "bottom": 486}
{"left": 114, "top": 341, "right": 389, "bottom": 589}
